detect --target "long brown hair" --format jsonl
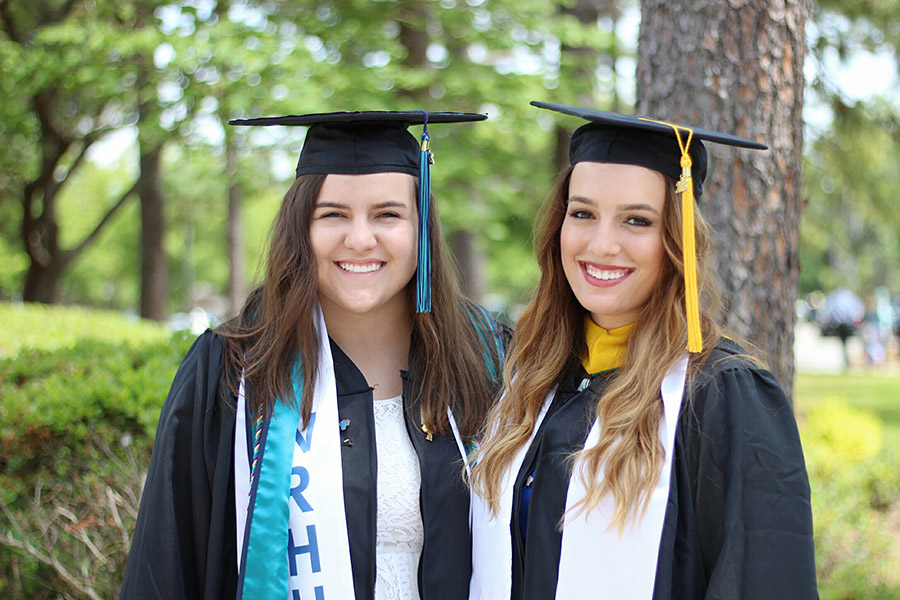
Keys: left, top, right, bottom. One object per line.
{"left": 220, "top": 174, "right": 503, "bottom": 437}
{"left": 470, "top": 165, "right": 724, "bottom": 529}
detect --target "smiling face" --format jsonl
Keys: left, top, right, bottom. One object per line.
{"left": 560, "top": 161, "right": 667, "bottom": 330}
{"left": 310, "top": 172, "right": 418, "bottom": 320}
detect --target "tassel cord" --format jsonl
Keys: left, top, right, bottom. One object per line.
{"left": 416, "top": 116, "right": 432, "bottom": 313}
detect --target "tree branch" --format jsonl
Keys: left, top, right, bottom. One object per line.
{"left": 0, "top": 497, "right": 102, "bottom": 600}
{"left": 48, "top": 0, "right": 82, "bottom": 26}
{"left": 0, "top": 531, "right": 102, "bottom": 600}
{"left": 0, "top": 0, "right": 23, "bottom": 44}
{"left": 65, "top": 179, "right": 139, "bottom": 260}
{"left": 65, "top": 126, "right": 117, "bottom": 177}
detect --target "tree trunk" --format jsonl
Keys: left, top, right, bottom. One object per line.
{"left": 226, "top": 139, "right": 246, "bottom": 317}
{"left": 133, "top": 0, "right": 168, "bottom": 322}
{"left": 21, "top": 93, "right": 69, "bottom": 304}
{"left": 450, "top": 230, "right": 485, "bottom": 302}
{"left": 22, "top": 257, "right": 65, "bottom": 303}
{"left": 138, "top": 142, "right": 167, "bottom": 321}
{"left": 636, "top": 0, "right": 808, "bottom": 394}
{"left": 22, "top": 185, "right": 64, "bottom": 304}
{"left": 183, "top": 210, "right": 194, "bottom": 310}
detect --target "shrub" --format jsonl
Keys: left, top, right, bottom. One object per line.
{"left": 0, "top": 305, "right": 194, "bottom": 599}
{"left": 0, "top": 303, "right": 169, "bottom": 359}
{"left": 800, "top": 400, "right": 900, "bottom": 599}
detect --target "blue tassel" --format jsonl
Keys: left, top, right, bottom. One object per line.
{"left": 416, "top": 117, "right": 432, "bottom": 313}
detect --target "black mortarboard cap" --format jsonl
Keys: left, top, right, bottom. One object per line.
{"left": 531, "top": 100, "right": 767, "bottom": 354}
{"left": 229, "top": 110, "right": 487, "bottom": 314}
{"left": 229, "top": 110, "right": 486, "bottom": 178}
{"left": 531, "top": 101, "right": 767, "bottom": 199}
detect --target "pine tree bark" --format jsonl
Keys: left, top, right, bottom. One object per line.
{"left": 636, "top": 0, "right": 808, "bottom": 393}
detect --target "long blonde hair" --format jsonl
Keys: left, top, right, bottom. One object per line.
{"left": 469, "top": 165, "right": 724, "bottom": 529}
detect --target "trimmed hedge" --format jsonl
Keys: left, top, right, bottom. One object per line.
{"left": 0, "top": 303, "right": 194, "bottom": 598}
{"left": 0, "top": 303, "right": 170, "bottom": 359}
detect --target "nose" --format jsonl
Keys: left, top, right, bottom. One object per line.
{"left": 344, "top": 216, "right": 377, "bottom": 250}
{"left": 586, "top": 221, "right": 622, "bottom": 257}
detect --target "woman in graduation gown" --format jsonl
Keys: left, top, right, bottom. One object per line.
{"left": 120, "top": 111, "right": 506, "bottom": 600}
{"left": 468, "top": 102, "right": 817, "bottom": 600}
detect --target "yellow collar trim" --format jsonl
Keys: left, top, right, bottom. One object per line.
{"left": 582, "top": 316, "right": 634, "bottom": 376}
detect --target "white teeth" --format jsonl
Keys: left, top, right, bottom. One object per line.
{"left": 338, "top": 262, "right": 381, "bottom": 273}
{"left": 586, "top": 266, "right": 629, "bottom": 280}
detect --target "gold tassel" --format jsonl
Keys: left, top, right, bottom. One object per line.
{"left": 639, "top": 118, "right": 703, "bottom": 353}
{"left": 677, "top": 154, "right": 703, "bottom": 353}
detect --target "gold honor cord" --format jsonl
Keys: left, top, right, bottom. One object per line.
{"left": 638, "top": 118, "right": 703, "bottom": 353}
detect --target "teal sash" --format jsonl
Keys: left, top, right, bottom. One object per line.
{"left": 239, "top": 370, "right": 303, "bottom": 598}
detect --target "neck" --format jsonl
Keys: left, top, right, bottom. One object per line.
{"left": 320, "top": 296, "right": 413, "bottom": 400}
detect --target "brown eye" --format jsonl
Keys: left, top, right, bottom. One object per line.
{"left": 626, "top": 216, "right": 652, "bottom": 227}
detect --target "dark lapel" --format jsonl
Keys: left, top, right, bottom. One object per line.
{"left": 512, "top": 369, "right": 601, "bottom": 600}
{"left": 402, "top": 363, "right": 473, "bottom": 600}
{"left": 331, "top": 339, "right": 378, "bottom": 600}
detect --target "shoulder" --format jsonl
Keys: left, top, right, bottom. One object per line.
{"left": 685, "top": 337, "right": 792, "bottom": 427}
{"left": 185, "top": 327, "right": 224, "bottom": 360}
{"left": 679, "top": 337, "right": 808, "bottom": 496}
{"left": 691, "top": 336, "right": 778, "bottom": 389}
{"left": 162, "top": 329, "right": 230, "bottom": 416}
{"left": 173, "top": 329, "right": 226, "bottom": 381}
{"left": 698, "top": 336, "right": 757, "bottom": 373}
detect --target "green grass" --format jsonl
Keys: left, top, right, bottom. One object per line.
{"left": 795, "top": 372, "right": 900, "bottom": 449}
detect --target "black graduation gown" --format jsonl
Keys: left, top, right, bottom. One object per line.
{"left": 120, "top": 330, "right": 476, "bottom": 600}
{"left": 510, "top": 339, "right": 818, "bottom": 600}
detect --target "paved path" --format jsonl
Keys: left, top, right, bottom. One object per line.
{"left": 794, "top": 320, "right": 899, "bottom": 374}
{"left": 793, "top": 321, "right": 858, "bottom": 373}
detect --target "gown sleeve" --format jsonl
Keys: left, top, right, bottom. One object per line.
{"left": 119, "top": 330, "right": 239, "bottom": 600}
{"left": 689, "top": 360, "right": 817, "bottom": 599}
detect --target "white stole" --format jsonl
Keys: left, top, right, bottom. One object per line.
{"left": 235, "top": 307, "right": 471, "bottom": 598}
{"left": 469, "top": 355, "right": 688, "bottom": 600}
{"left": 234, "top": 307, "right": 355, "bottom": 599}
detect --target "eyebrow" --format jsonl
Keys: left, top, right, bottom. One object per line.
{"left": 314, "top": 200, "right": 411, "bottom": 210}
{"left": 567, "top": 196, "right": 660, "bottom": 215}
{"left": 619, "top": 203, "right": 661, "bottom": 215}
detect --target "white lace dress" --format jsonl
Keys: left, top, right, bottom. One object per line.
{"left": 373, "top": 395, "right": 424, "bottom": 600}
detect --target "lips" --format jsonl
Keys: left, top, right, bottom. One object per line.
{"left": 337, "top": 261, "right": 384, "bottom": 274}
{"left": 581, "top": 262, "right": 633, "bottom": 285}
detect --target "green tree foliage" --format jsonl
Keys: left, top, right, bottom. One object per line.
{"left": 801, "top": 99, "right": 900, "bottom": 295}
{"left": 0, "top": 0, "right": 177, "bottom": 304}
{"left": 3, "top": 1, "right": 899, "bottom": 315}
{"left": 1, "top": 0, "right": 634, "bottom": 316}
{"left": 801, "top": 0, "right": 900, "bottom": 296}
